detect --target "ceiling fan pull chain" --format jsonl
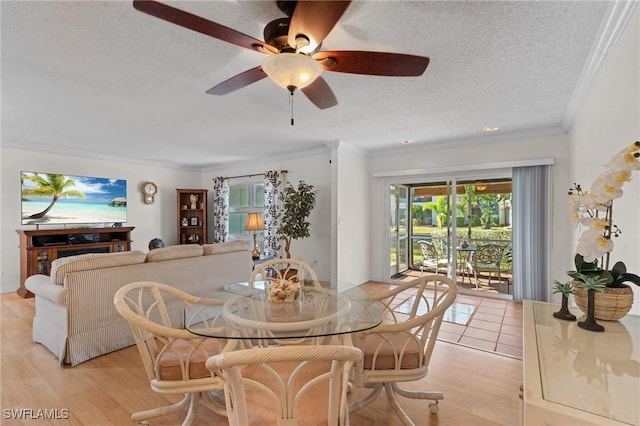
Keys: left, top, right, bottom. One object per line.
{"left": 290, "top": 90, "right": 295, "bottom": 126}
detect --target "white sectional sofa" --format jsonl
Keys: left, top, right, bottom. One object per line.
{"left": 25, "top": 242, "right": 253, "bottom": 366}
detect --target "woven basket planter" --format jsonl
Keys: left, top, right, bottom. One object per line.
{"left": 572, "top": 283, "right": 634, "bottom": 321}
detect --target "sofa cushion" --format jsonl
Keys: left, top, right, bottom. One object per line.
{"left": 202, "top": 241, "right": 249, "bottom": 255}
{"left": 50, "top": 251, "right": 147, "bottom": 285}
{"left": 147, "top": 244, "right": 203, "bottom": 262}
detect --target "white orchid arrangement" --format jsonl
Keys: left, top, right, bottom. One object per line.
{"left": 567, "top": 141, "right": 640, "bottom": 288}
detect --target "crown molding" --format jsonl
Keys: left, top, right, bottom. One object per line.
{"left": 2, "top": 139, "right": 202, "bottom": 172}
{"left": 561, "top": 0, "right": 639, "bottom": 130}
{"left": 369, "top": 125, "right": 566, "bottom": 159}
{"left": 200, "top": 146, "right": 331, "bottom": 173}
{"left": 3, "top": 139, "right": 332, "bottom": 173}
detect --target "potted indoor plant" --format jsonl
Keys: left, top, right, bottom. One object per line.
{"left": 574, "top": 273, "right": 608, "bottom": 332}
{"left": 566, "top": 141, "right": 640, "bottom": 321}
{"left": 551, "top": 279, "right": 576, "bottom": 321}
{"left": 277, "top": 180, "right": 317, "bottom": 259}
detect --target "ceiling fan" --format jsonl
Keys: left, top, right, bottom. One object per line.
{"left": 133, "top": 0, "right": 430, "bottom": 110}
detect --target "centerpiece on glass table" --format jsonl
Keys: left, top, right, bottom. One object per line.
{"left": 566, "top": 141, "right": 640, "bottom": 328}
{"left": 266, "top": 278, "right": 301, "bottom": 303}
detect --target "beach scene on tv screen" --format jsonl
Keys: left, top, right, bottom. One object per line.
{"left": 21, "top": 172, "right": 127, "bottom": 225}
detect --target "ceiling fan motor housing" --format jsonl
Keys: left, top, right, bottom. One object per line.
{"left": 264, "top": 17, "right": 292, "bottom": 52}
{"left": 276, "top": 0, "right": 297, "bottom": 17}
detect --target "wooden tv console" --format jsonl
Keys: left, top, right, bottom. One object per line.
{"left": 15, "top": 227, "right": 135, "bottom": 298}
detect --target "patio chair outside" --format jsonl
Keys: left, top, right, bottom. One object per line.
{"left": 466, "top": 243, "right": 506, "bottom": 289}
{"left": 417, "top": 240, "right": 448, "bottom": 276}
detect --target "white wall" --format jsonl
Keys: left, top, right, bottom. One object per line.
{"left": 367, "top": 134, "right": 572, "bottom": 300}
{"left": 568, "top": 7, "right": 640, "bottom": 315}
{"left": 200, "top": 149, "right": 333, "bottom": 281}
{"left": 0, "top": 146, "right": 201, "bottom": 293}
{"left": 333, "top": 142, "right": 371, "bottom": 286}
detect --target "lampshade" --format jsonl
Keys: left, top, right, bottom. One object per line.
{"left": 261, "top": 53, "right": 323, "bottom": 92}
{"left": 243, "top": 213, "right": 266, "bottom": 232}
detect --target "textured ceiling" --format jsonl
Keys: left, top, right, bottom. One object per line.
{"left": 1, "top": 1, "right": 614, "bottom": 170}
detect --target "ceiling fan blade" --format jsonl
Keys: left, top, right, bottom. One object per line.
{"left": 133, "top": 1, "right": 277, "bottom": 54}
{"left": 288, "top": 1, "right": 351, "bottom": 50}
{"left": 301, "top": 77, "right": 338, "bottom": 110}
{"left": 314, "top": 51, "right": 430, "bottom": 76}
{"left": 206, "top": 67, "right": 267, "bottom": 95}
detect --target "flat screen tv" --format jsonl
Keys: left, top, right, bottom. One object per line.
{"left": 21, "top": 171, "right": 127, "bottom": 226}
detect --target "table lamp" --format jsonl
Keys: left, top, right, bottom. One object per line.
{"left": 243, "top": 213, "right": 266, "bottom": 259}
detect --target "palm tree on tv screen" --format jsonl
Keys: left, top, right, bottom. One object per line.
{"left": 22, "top": 173, "right": 85, "bottom": 219}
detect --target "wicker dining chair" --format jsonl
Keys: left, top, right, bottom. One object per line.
{"left": 114, "top": 281, "right": 227, "bottom": 425}
{"left": 206, "top": 342, "right": 362, "bottom": 426}
{"left": 249, "top": 258, "right": 322, "bottom": 288}
{"left": 349, "top": 275, "right": 457, "bottom": 425}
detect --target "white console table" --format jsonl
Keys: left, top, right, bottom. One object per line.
{"left": 523, "top": 300, "right": 639, "bottom": 426}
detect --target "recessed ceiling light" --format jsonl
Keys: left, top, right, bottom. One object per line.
{"left": 401, "top": 139, "right": 413, "bottom": 145}
{"left": 483, "top": 126, "right": 500, "bottom": 132}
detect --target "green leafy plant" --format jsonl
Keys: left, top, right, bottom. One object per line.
{"left": 422, "top": 196, "right": 449, "bottom": 229}
{"left": 277, "top": 180, "right": 317, "bottom": 259}
{"left": 575, "top": 272, "right": 608, "bottom": 293}
{"left": 568, "top": 254, "right": 640, "bottom": 288}
{"left": 552, "top": 280, "right": 574, "bottom": 295}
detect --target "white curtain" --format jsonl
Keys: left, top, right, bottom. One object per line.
{"left": 212, "top": 177, "right": 229, "bottom": 243}
{"left": 263, "top": 170, "right": 287, "bottom": 257}
{"left": 512, "top": 165, "right": 549, "bottom": 301}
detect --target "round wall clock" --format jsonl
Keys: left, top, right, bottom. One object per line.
{"left": 142, "top": 181, "right": 158, "bottom": 204}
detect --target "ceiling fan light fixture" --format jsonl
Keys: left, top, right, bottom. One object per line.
{"left": 262, "top": 53, "right": 322, "bottom": 92}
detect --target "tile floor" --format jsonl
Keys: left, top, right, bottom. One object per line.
{"left": 363, "top": 280, "right": 524, "bottom": 359}
{"left": 439, "top": 294, "right": 523, "bottom": 359}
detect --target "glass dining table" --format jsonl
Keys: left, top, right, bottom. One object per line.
{"left": 185, "top": 281, "right": 384, "bottom": 345}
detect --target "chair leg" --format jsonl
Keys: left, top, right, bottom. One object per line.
{"left": 384, "top": 382, "right": 444, "bottom": 425}
{"left": 131, "top": 391, "right": 222, "bottom": 426}
{"left": 182, "top": 392, "right": 199, "bottom": 426}
{"left": 131, "top": 394, "right": 191, "bottom": 424}
{"left": 348, "top": 383, "right": 384, "bottom": 413}
{"left": 201, "top": 390, "right": 228, "bottom": 418}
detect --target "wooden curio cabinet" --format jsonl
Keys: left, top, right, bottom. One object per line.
{"left": 16, "top": 227, "right": 134, "bottom": 298}
{"left": 176, "top": 189, "right": 207, "bottom": 245}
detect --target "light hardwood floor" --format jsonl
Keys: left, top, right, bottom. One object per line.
{"left": 1, "top": 292, "right": 523, "bottom": 425}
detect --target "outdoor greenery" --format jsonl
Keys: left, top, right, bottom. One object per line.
{"left": 414, "top": 188, "right": 510, "bottom": 230}
{"left": 397, "top": 183, "right": 513, "bottom": 281}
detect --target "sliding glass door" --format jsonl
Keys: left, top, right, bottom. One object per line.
{"left": 389, "top": 184, "right": 409, "bottom": 277}
{"left": 387, "top": 174, "right": 513, "bottom": 297}
{"left": 411, "top": 180, "right": 454, "bottom": 277}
